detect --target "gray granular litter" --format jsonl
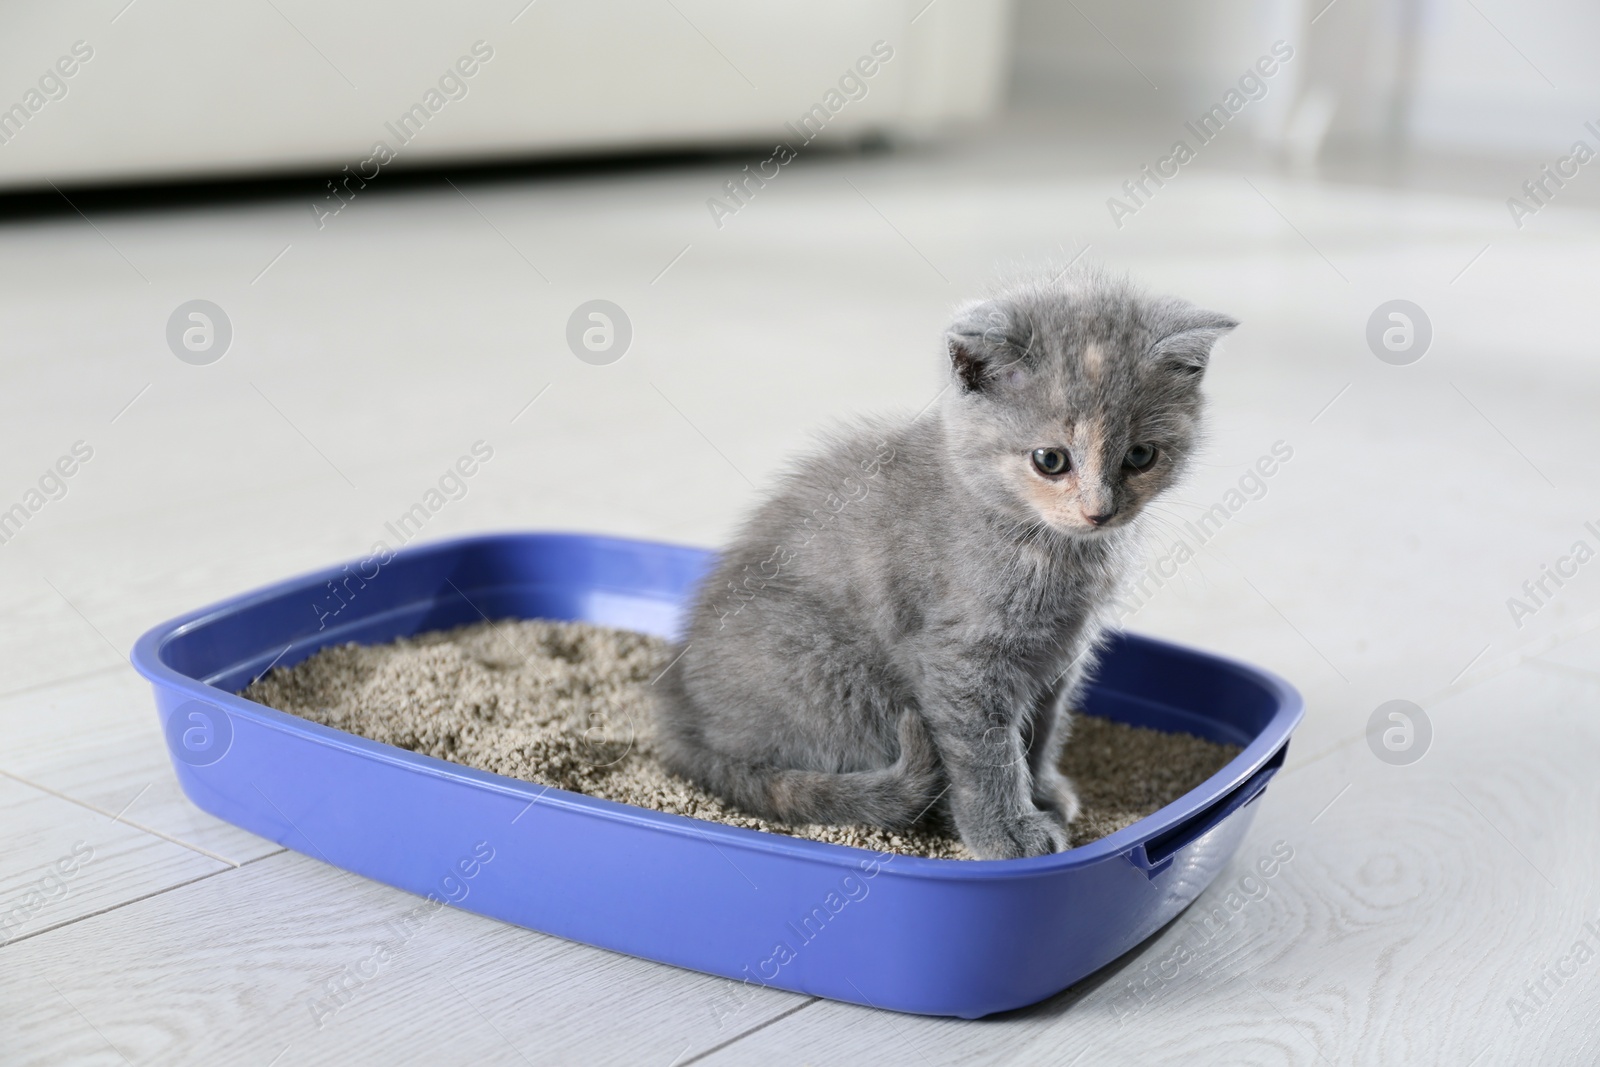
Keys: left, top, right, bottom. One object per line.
{"left": 244, "top": 619, "right": 1241, "bottom": 860}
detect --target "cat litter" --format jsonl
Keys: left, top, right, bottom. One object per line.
{"left": 242, "top": 618, "right": 1244, "bottom": 861}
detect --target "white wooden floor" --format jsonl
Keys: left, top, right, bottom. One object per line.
{"left": 3, "top": 110, "right": 1599, "bottom": 1065}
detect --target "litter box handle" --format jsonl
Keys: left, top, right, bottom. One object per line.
{"left": 1129, "top": 744, "right": 1288, "bottom": 878}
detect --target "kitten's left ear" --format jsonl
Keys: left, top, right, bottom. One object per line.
{"left": 1149, "top": 306, "right": 1239, "bottom": 377}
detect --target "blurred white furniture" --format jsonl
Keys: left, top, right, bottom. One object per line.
{"left": 0, "top": 0, "right": 1012, "bottom": 191}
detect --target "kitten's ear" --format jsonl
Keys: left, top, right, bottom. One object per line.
{"left": 1149, "top": 306, "right": 1238, "bottom": 377}
{"left": 946, "top": 300, "right": 1031, "bottom": 393}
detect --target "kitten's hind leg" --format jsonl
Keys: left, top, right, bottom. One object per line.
{"left": 764, "top": 710, "right": 942, "bottom": 827}
{"left": 655, "top": 694, "right": 942, "bottom": 829}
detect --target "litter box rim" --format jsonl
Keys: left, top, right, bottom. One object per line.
{"left": 130, "top": 530, "right": 1304, "bottom": 879}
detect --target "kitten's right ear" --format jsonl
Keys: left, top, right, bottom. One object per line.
{"left": 1148, "top": 306, "right": 1238, "bottom": 377}
{"left": 946, "top": 300, "right": 1029, "bottom": 393}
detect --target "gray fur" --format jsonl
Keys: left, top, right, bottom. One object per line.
{"left": 654, "top": 269, "right": 1236, "bottom": 859}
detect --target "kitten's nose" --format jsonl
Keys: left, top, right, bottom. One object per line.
{"left": 1084, "top": 509, "right": 1117, "bottom": 527}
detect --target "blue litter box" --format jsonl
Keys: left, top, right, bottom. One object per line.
{"left": 131, "top": 532, "right": 1303, "bottom": 1018}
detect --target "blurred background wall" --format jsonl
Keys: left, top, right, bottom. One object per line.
{"left": 5, "top": 0, "right": 1596, "bottom": 195}
{"left": 1012, "top": 0, "right": 1600, "bottom": 161}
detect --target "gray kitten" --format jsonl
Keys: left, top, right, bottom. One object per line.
{"left": 654, "top": 271, "right": 1236, "bottom": 859}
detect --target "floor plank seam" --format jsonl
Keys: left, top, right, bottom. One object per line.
{"left": 675, "top": 997, "right": 821, "bottom": 1066}
{"left": 0, "top": 848, "right": 287, "bottom": 951}
{"left": 1280, "top": 604, "right": 1600, "bottom": 775}
{"left": 0, "top": 767, "right": 251, "bottom": 869}
{"left": 1522, "top": 656, "right": 1600, "bottom": 686}
{"left": 1438, "top": 608, "right": 1600, "bottom": 702}
{"left": 0, "top": 661, "right": 131, "bottom": 704}
{"left": 1286, "top": 631, "right": 1596, "bottom": 775}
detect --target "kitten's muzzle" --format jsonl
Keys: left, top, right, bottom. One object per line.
{"left": 1083, "top": 508, "right": 1118, "bottom": 527}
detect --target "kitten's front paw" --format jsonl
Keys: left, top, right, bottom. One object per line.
{"left": 1033, "top": 771, "right": 1082, "bottom": 828}
{"left": 969, "top": 810, "right": 1070, "bottom": 860}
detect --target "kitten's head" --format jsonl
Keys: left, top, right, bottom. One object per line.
{"left": 940, "top": 270, "right": 1236, "bottom": 539}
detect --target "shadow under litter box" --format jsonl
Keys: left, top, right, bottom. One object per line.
{"left": 243, "top": 618, "right": 1240, "bottom": 860}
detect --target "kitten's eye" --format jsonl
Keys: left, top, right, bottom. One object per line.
{"left": 1031, "top": 447, "right": 1070, "bottom": 476}
{"left": 1124, "top": 444, "right": 1158, "bottom": 471}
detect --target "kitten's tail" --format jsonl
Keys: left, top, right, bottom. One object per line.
{"left": 658, "top": 705, "right": 943, "bottom": 830}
